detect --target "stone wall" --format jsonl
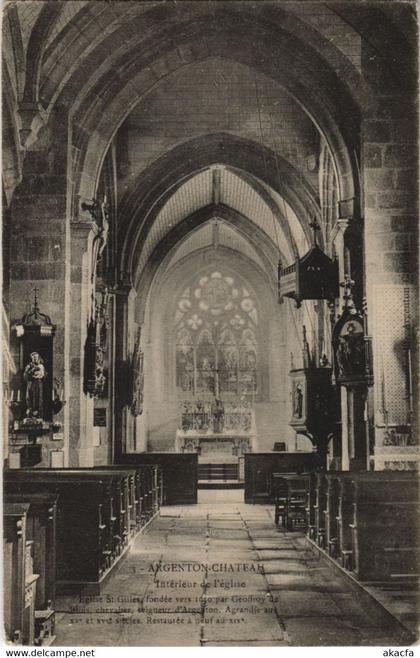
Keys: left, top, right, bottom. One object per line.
{"left": 362, "top": 43, "right": 418, "bottom": 469}
{"left": 117, "top": 57, "right": 319, "bottom": 199}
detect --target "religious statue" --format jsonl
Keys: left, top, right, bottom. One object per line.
{"left": 293, "top": 382, "right": 303, "bottom": 418}
{"left": 193, "top": 400, "right": 208, "bottom": 430}
{"left": 199, "top": 355, "right": 215, "bottom": 393}
{"left": 211, "top": 397, "right": 225, "bottom": 433}
{"left": 177, "top": 350, "right": 194, "bottom": 392}
{"left": 52, "top": 376, "right": 65, "bottom": 414}
{"left": 81, "top": 196, "right": 110, "bottom": 302}
{"left": 331, "top": 276, "right": 372, "bottom": 387}
{"left": 336, "top": 320, "right": 365, "bottom": 379}
{"left": 130, "top": 328, "right": 144, "bottom": 416}
{"left": 181, "top": 401, "right": 193, "bottom": 431}
{"left": 23, "top": 352, "right": 46, "bottom": 418}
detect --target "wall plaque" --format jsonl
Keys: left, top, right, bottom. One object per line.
{"left": 94, "top": 408, "right": 107, "bottom": 427}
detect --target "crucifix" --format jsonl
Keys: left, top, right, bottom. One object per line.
{"left": 340, "top": 274, "right": 356, "bottom": 311}
{"left": 27, "top": 286, "right": 44, "bottom": 321}
{"left": 32, "top": 287, "right": 39, "bottom": 311}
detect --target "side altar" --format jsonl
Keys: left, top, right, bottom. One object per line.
{"left": 175, "top": 398, "right": 256, "bottom": 456}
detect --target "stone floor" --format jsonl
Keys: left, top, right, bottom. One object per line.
{"left": 55, "top": 494, "right": 416, "bottom": 646}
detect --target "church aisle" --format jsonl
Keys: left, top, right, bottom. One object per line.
{"left": 55, "top": 501, "right": 413, "bottom": 647}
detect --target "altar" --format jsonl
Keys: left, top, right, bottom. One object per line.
{"left": 175, "top": 431, "right": 255, "bottom": 456}
{"left": 175, "top": 398, "right": 256, "bottom": 457}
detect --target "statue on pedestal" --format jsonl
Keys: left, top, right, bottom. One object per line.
{"left": 293, "top": 382, "right": 303, "bottom": 418}
{"left": 23, "top": 352, "right": 46, "bottom": 418}
{"left": 211, "top": 398, "right": 224, "bottom": 433}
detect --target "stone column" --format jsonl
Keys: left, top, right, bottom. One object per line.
{"left": 68, "top": 220, "right": 98, "bottom": 466}
{"left": 114, "top": 282, "right": 137, "bottom": 459}
{"left": 9, "top": 184, "right": 69, "bottom": 465}
{"left": 330, "top": 219, "right": 350, "bottom": 470}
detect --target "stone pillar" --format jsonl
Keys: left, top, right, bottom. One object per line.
{"left": 331, "top": 219, "right": 349, "bottom": 470}
{"left": 68, "top": 220, "right": 98, "bottom": 466}
{"left": 114, "top": 282, "right": 137, "bottom": 459}
{"left": 9, "top": 184, "right": 69, "bottom": 465}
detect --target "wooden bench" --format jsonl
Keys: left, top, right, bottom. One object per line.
{"left": 8, "top": 468, "right": 131, "bottom": 562}
{"left": 4, "top": 503, "right": 38, "bottom": 645}
{"left": 305, "top": 472, "right": 317, "bottom": 540}
{"left": 118, "top": 453, "right": 195, "bottom": 505}
{"left": 314, "top": 472, "right": 328, "bottom": 549}
{"left": 350, "top": 475, "right": 419, "bottom": 582}
{"left": 4, "top": 470, "right": 119, "bottom": 589}
{"left": 95, "top": 464, "right": 162, "bottom": 528}
{"left": 5, "top": 493, "right": 57, "bottom": 645}
{"left": 306, "top": 471, "right": 419, "bottom": 582}
{"left": 93, "top": 465, "right": 143, "bottom": 533}
{"left": 4, "top": 466, "right": 163, "bottom": 592}
{"left": 324, "top": 474, "right": 342, "bottom": 558}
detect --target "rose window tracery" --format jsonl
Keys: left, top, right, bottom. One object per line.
{"left": 175, "top": 271, "right": 258, "bottom": 396}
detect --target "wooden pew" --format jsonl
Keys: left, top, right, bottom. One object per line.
{"left": 19, "top": 467, "right": 140, "bottom": 555}
{"left": 4, "top": 470, "right": 118, "bottom": 589}
{"left": 306, "top": 471, "right": 419, "bottom": 582}
{"left": 4, "top": 465, "right": 163, "bottom": 593}
{"left": 118, "top": 453, "right": 196, "bottom": 505}
{"left": 305, "top": 472, "right": 317, "bottom": 540}
{"left": 6, "top": 468, "right": 129, "bottom": 562}
{"left": 5, "top": 493, "right": 57, "bottom": 645}
{"left": 94, "top": 465, "right": 143, "bottom": 532}
{"left": 141, "top": 465, "right": 154, "bottom": 522}
{"left": 325, "top": 474, "right": 341, "bottom": 558}
{"left": 244, "top": 452, "right": 320, "bottom": 504}
{"left": 311, "top": 472, "right": 392, "bottom": 567}
{"left": 350, "top": 475, "right": 419, "bottom": 582}
{"left": 4, "top": 503, "right": 38, "bottom": 645}
{"left": 95, "top": 466, "right": 148, "bottom": 536}
{"left": 152, "top": 465, "right": 163, "bottom": 513}
{"left": 314, "top": 472, "right": 328, "bottom": 549}
{"left": 95, "top": 464, "right": 161, "bottom": 527}
{"left": 329, "top": 474, "right": 356, "bottom": 569}
{"left": 305, "top": 472, "right": 342, "bottom": 550}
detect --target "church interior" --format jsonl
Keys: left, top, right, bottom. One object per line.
{"left": 2, "top": 0, "right": 419, "bottom": 647}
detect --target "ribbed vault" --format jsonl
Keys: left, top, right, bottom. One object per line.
{"left": 134, "top": 166, "right": 308, "bottom": 282}
{"left": 119, "top": 133, "right": 320, "bottom": 285}
{"left": 165, "top": 221, "right": 267, "bottom": 274}
{"left": 23, "top": 3, "right": 363, "bottom": 212}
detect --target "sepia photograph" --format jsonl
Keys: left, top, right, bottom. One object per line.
{"left": 1, "top": 0, "right": 419, "bottom": 650}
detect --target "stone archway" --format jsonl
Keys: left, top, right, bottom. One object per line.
{"left": 119, "top": 137, "right": 319, "bottom": 285}
{"left": 140, "top": 247, "right": 287, "bottom": 454}
{"left": 49, "top": 7, "right": 363, "bottom": 215}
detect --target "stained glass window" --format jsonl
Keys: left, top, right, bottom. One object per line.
{"left": 174, "top": 271, "right": 258, "bottom": 397}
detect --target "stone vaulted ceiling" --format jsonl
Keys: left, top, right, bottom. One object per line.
{"left": 134, "top": 166, "right": 310, "bottom": 286}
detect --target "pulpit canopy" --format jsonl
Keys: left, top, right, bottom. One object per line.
{"left": 278, "top": 245, "right": 339, "bottom": 308}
